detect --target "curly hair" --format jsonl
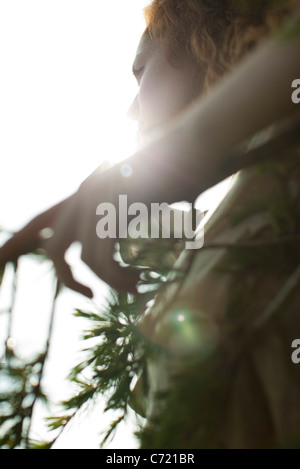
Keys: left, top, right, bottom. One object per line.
{"left": 144, "top": 0, "right": 297, "bottom": 92}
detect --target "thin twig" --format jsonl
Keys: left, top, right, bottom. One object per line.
{"left": 44, "top": 408, "right": 82, "bottom": 449}
{"left": 24, "top": 278, "right": 60, "bottom": 447}
{"left": 0, "top": 262, "right": 19, "bottom": 363}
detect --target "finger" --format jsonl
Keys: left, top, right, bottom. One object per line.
{"left": 100, "top": 239, "right": 141, "bottom": 292}
{"left": 0, "top": 233, "right": 39, "bottom": 265}
{"left": 78, "top": 182, "right": 140, "bottom": 292}
{"left": 81, "top": 237, "right": 140, "bottom": 293}
{"left": 0, "top": 197, "right": 71, "bottom": 265}
{"left": 97, "top": 260, "right": 140, "bottom": 293}
{"left": 42, "top": 198, "right": 93, "bottom": 298}
{"left": 51, "top": 253, "right": 93, "bottom": 299}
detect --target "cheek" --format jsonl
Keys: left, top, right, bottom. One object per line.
{"left": 138, "top": 71, "right": 168, "bottom": 126}
{"left": 138, "top": 59, "right": 197, "bottom": 128}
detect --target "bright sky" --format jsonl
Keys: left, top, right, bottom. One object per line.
{"left": 0, "top": 0, "right": 148, "bottom": 449}
{"left": 0, "top": 0, "right": 231, "bottom": 449}
{"left": 0, "top": 0, "right": 148, "bottom": 228}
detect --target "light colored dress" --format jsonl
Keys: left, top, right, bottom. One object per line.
{"left": 134, "top": 124, "right": 300, "bottom": 448}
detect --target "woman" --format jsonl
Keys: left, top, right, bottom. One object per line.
{"left": 1, "top": 0, "right": 300, "bottom": 448}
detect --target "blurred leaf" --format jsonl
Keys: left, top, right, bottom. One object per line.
{"left": 46, "top": 415, "right": 72, "bottom": 431}
{"left": 28, "top": 440, "right": 54, "bottom": 450}
{"left": 100, "top": 415, "right": 125, "bottom": 448}
{"left": 73, "top": 309, "right": 103, "bottom": 322}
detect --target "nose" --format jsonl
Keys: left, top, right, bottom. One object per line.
{"left": 127, "top": 95, "right": 139, "bottom": 121}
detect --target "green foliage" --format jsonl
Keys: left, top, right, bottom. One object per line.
{"left": 0, "top": 261, "right": 59, "bottom": 450}
{"left": 0, "top": 232, "right": 177, "bottom": 448}
{"left": 34, "top": 235, "right": 182, "bottom": 448}
{"left": 43, "top": 289, "right": 163, "bottom": 448}
{"left": 2, "top": 154, "right": 300, "bottom": 449}
{"left": 0, "top": 349, "right": 48, "bottom": 449}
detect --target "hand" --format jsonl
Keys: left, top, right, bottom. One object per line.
{"left": 0, "top": 174, "right": 140, "bottom": 298}
{"left": 43, "top": 178, "right": 140, "bottom": 297}
{"left": 2, "top": 20, "right": 299, "bottom": 297}
{"left": 0, "top": 197, "right": 69, "bottom": 266}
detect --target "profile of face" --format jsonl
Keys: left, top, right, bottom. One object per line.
{"left": 128, "top": 31, "right": 201, "bottom": 144}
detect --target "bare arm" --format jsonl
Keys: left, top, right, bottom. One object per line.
{"left": 99, "top": 9, "right": 300, "bottom": 207}
{"left": 1, "top": 9, "right": 300, "bottom": 295}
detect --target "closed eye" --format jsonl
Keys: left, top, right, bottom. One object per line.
{"left": 132, "top": 66, "right": 144, "bottom": 83}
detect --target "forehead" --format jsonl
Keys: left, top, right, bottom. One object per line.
{"left": 135, "top": 31, "right": 153, "bottom": 55}
{"left": 132, "top": 30, "right": 195, "bottom": 74}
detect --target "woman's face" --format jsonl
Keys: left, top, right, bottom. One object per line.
{"left": 128, "top": 31, "right": 200, "bottom": 144}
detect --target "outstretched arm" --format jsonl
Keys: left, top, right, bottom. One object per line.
{"left": 0, "top": 8, "right": 299, "bottom": 295}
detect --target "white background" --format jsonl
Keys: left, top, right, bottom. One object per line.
{"left": 0, "top": 0, "right": 148, "bottom": 449}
